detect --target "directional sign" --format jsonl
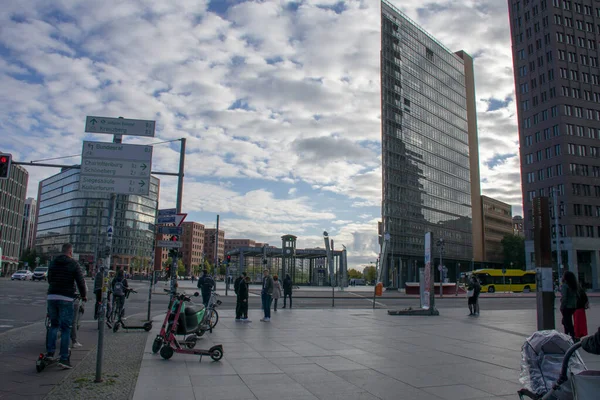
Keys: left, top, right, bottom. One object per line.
{"left": 157, "top": 240, "right": 183, "bottom": 249}
{"left": 80, "top": 141, "right": 153, "bottom": 195}
{"left": 158, "top": 226, "right": 183, "bottom": 235}
{"left": 157, "top": 213, "right": 187, "bottom": 226}
{"left": 107, "top": 226, "right": 114, "bottom": 236}
{"left": 158, "top": 208, "right": 177, "bottom": 216}
{"left": 85, "top": 116, "right": 156, "bottom": 137}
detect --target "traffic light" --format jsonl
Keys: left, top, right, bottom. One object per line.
{"left": 226, "top": 255, "right": 231, "bottom": 263}
{"left": 165, "top": 265, "right": 171, "bottom": 278}
{"left": 170, "top": 235, "right": 179, "bottom": 242}
{"left": 0, "top": 153, "right": 12, "bottom": 180}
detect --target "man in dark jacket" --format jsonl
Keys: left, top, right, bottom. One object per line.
{"left": 282, "top": 274, "right": 293, "bottom": 309}
{"left": 234, "top": 273, "right": 245, "bottom": 321}
{"left": 46, "top": 243, "right": 87, "bottom": 369}
{"left": 197, "top": 269, "right": 214, "bottom": 307}
{"left": 238, "top": 274, "right": 251, "bottom": 322}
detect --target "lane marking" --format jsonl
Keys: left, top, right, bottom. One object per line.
{"left": 347, "top": 291, "right": 387, "bottom": 308}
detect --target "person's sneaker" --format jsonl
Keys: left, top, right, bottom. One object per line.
{"left": 264, "top": 317, "right": 270, "bottom": 322}
{"left": 45, "top": 352, "right": 55, "bottom": 359}
{"left": 72, "top": 341, "right": 83, "bottom": 348}
{"left": 235, "top": 318, "right": 241, "bottom": 322}
{"left": 58, "top": 359, "right": 72, "bottom": 369}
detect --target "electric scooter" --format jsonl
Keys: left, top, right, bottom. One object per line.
{"left": 153, "top": 291, "right": 223, "bottom": 362}
{"left": 111, "top": 288, "right": 152, "bottom": 332}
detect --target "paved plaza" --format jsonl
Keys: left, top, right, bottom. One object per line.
{"left": 133, "top": 306, "right": 600, "bottom": 400}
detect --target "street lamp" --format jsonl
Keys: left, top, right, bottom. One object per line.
{"left": 436, "top": 239, "right": 445, "bottom": 298}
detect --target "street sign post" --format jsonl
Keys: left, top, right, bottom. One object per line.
{"left": 80, "top": 141, "right": 153, "bottom": 195}
{"left": 158, "top": 208, "right": 177, "bottom": 216}
{"left": 156, "top": 213, "right": 187, "bottom": 226}
{"left": 85, "top": 116, "right": 156, "bottom": 137}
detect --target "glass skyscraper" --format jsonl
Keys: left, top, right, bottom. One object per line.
{"left": 381, "top": 1, "right": 482, "bottom": 285}
{"left": 35, "top": 168, "right": 159, "bottom": 273}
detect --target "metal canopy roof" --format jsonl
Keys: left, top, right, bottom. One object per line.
{"left": 226, "top": 246, "right": 343, "bottom": 259}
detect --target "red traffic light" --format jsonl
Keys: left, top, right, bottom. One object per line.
{"left": 0, "top": 157, "right": 6, "bottom": 163}
{"left": 170, "top": 235, "right": 179, "bottom": 241}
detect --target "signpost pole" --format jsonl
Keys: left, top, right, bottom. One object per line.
{"left": 176, "top": 139, "right": 186, "bottom": 214}
{"left": 214, "top": 215, "right": 220, "bottom": 276}
{"left": 95, "top": 133, "right": 120, "bottom": 383}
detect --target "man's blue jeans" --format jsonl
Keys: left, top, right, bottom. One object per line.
{"left": 47, "top": 300, "right": 74, "bottom": 361}
{"left": 261, "top": 292, "right": 272, "bottom": 319}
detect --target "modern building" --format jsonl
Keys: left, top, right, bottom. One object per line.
{"left": 181, "top": 221, "right": 205, "bottom": 275}
{"left": 481, "top": 195, "right": 514, "bottom": 264}
{"left": 20, "top": 197, "right": 37, "bottom": 256}
{"left": 380, "top": 1, "right": 482, "bottom": 286}
{"left": 224, "top": 238, "right": 258, "bottom": 253}
{"left": 204, "top": 228, "right": 225, "bottom": 267}
{"left": 508, "top": 0, "right": 600, "bottom": 289}
{"left": 0, "top": 164, "right": 28, "bottom": 275}
{"left": 35, "top": 168, "right": 159, "bottom": 274}
{"left": 513, "top": 215, "right": 525, "bottom": 236}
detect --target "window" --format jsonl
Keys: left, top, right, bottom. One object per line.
{"left": 574, "top": 203, "right": 582, "bottom": 215}
{"left": 566, "top": 34, "right": 575, "bottom": 45}
{"left": 576, "top": 125, "right": 584, "bottom": 136}
{"left": 522, "top": 100, "right": 530, "bottom": 111}
{"left": 547, "top": 51, "right": 553, "bottom": 62}
{"left": 542, "top": 91, "right": 548, "bottom": 102}
{"left": 575, "top": 106, "right": 583, "bottom": 118}
{"left": 570, "top": 70, "right": 579, "bottom": 80}
{"left": 556, "top": 32, "right": 564, "bottom": 42}
{"left": 578, "top": 144, "right": 586, "bottom": 156}
{"left": 553, "top": 124, "right": 560, "bottom": 136}
{"left": 562, "top": 86, "right": 571, "bottom": 97}
{"left": 560, "top": 68, "right": 568, "bottom": 79}
{"left": 588, "top": 127, "right": 597, "bottom": 139}
{"left": 581, "top": 54, "right": 588, "bottom": 65}
{"left": 587, "top": 109, "right": 594, "bottom": 119}
{"left": 565, "top": 17, "right": 573, "bottom": 27}
{"left": 528, "top": 44, "right": 534, "bottom": 55}
{"left": 525, "top": 135, "right": 533, "bottom": 146}
{"left": 550, "top": 87, "right": 556, "bottom": 98}
{"left": 548, "top": 69, "right": 554, "bottom": 81}
{"left": 526, "top": 153, "right": 534, "bottom": 164}
{"left": 572, "top": 88, "right": 581, "bottom": 98}
{"left": 533, "top": 96, "right": 539, "bottom": 106}
{"left": 546, "top": 147, "right": 552, "bottom": 159}
{"left": 583, "top": 72, "right": 590, "bottom": 83}
{"left": 588, "top": 39, "right": 596, "bottom": 50}
{"left": 527, "top": 172, "right": 535, "bottom": 183}
{"left": 535, "top": 131, "right": 541, "bottom": 143}
{"left": 578, "top": 37, "right": 586, "bottom": 48}
{"left": 568, "top": 143, "right": 576, "bottom": 154}
{"left": 536, "top": 39, "right": 542, "bottom": 50}
{"left": 520, "top": 83, "right": 529, "bottom": 93}
{"left": 537, "top": 150, "right": 543, "bottom": 161}
{"left": 585, "top": 205, "right": 593, "bottom": 217}
{"left": 574, "top": 2, "right": 581, "bottom": 13}
{"left": 565, "top": 105, "right": 573, "bottom": 116}
{"left": 544, "top": 128, "right": 551, "bottom": 139}
{"left": 555, "top": 144, "right": 561, "bottom": 155}
{"left": 538, "top": 56, "right": 544, "bottom": 67}
{"left": 545, "top": 33, "right": 551, "bottom": 45}
{"left": 591, "top": 146, "right": 599, "bottom": 157}
{"left": 576, "top": 20, "right": 584, "bottom": 30}
{"left": 585, "top": 91, "right": 592, "bottom": 101}
{"left": 558, "top": 49, "right": 566, "bottom": 60}
{"left": 547, "top": 166, "right": 554, "bottom": 178}
{"left": 555, "top": 14, "right": 563, "bottom": 24}
{"left": 519, "top": 66, "right": 528, "bottom": 77}
{"left": 557, "top": 183, "right": 564, "bottom": 194}
{"left": 530, "top": 61, "right": 536, "bottom": 72}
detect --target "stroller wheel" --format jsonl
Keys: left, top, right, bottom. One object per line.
{"left": 152, "top": 337, "right": 162, "bottom": 354}
{"left": 143, "top": 322, "right": 152, "bottom": 332}
{"left": 160, "top": 345, "right": 174, "bottom": 360}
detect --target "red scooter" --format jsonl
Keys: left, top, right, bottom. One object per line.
{"left": 153, "top": 291, "right": 223, "bottom": 362}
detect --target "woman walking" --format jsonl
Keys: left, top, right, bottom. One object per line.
{"left": 574, "top": 279, "right": 589, "bottom": 341}
{"left": 272, "top": 275, "right": 282, "bottom": 311}
{"left": 560, "top": 271, "right": 579, "bottom": 340}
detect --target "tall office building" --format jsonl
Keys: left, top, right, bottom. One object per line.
{"left": 0, "top": 164, "right": 28, "bottom": 275}
{"left": 204, "top": 228, "right": 225, "bottom": 267}
{"left": 380, "top": 1, "right": 482, "bottom": 286}
{"left": 481, "top": 195, "right": 514, "bottom": 264}
{"left": 508, "top": 0, "right": 600, "bottom": 289}
{"left": 181, "top": 221, "right": 205, "bottom": 274}
{"left": 20, "top": 197, "right": 37, "bottom": 256}
{"left": 35, "top": 168, "right": 159, "bottom": 273}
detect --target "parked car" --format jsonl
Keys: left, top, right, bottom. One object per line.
{"left": 32, "top": 267, "right": 49, "bottom": 281}
{"left": 11, "top": 270, "right": 33, "bottom": 281}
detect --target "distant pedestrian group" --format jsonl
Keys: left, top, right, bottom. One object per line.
{"left": 233, "top": 269, "right": 294, "bottom": 323}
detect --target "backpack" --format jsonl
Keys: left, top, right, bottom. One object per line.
{"left": 577, "top": 287, "right": 589, "bottom": 309}
{"left": 113, "top": 279, "right": 124, "bottom": 296}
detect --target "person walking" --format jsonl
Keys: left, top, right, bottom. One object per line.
{"left": 46, "top": 243, "right": 87, "bottom": 369}
{"left": 239, "top": 274, "right": 251, "bottom": 322}
{"left": 574, "top": 283, "right": 589, "bottom": 341}
{"left": 560, "top": 271, "right": 579, "bottom": 340}
{"left": 234, "top": 272, "right": 246, "bottom": 321}
{"left": 260, "top": 269, "right": 274, "bottom": 322}
{"left": 197, "top": 269, "right": 215, "bottom": 307}
{"left": 467, "top": 276, "right": 476, "bottom": 316}
{"left": 272, "top": 275, "right": 282, "bottom": 311}
{"left": 473, "top": 275, "right": 481, "bottom": 316}
{"left": 282, "top": 274, "right": 292, "bottom": 309}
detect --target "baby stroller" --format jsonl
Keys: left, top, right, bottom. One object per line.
{"left": 518, "top": 330, "right": 600, "bottom": 399}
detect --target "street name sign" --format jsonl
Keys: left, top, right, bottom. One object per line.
{"left": 85, "top": 116, "right": 156, "bottom": 137}
{"left": 157, "top": 240, "right": 183, "bottom": 249}
{"left": 156, "top": 213, "right": 187, "bottom": 226}
{"left": 80, "top": 141, "right": 153, "bottom": 195}
{"left": 158, "top": 226, "right": 183, "bottom": 235}
{"left": 158, "top": 208, "right": 177, "bottom": 216}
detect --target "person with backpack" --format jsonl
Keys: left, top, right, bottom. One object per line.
{"left": 197, "top": 269, "right": 215, "bottom": 307}
{"left": 238, "top": 274, "right": 251, "bottom": 322}
{"left": 560, "top": 271, "right": 579, "bottom": 340}
{"left": 282, "top": 274, "right": 293, "bottom": 309}
{"left": 234, "top": 272, "right": 246, "bottom": 321}
{"left": 111, "top": 269, "right": 129, "bottom": 318}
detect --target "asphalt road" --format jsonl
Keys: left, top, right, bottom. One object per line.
{"left": 4, "top": 278, "right": 600, "bottom": 334}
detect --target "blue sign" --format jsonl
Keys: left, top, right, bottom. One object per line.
{"left": 157, "top": 215, "right": 176, "bottom": 224}
{"left": 158, "top": 226, "right": 183, "bottom": 235}
{"left": 158, "top": 208, "right": 177, "bottom": 216}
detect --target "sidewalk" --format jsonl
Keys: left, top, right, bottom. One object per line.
{"left": 132, "top": 307, "right": 600, "bottom": 400}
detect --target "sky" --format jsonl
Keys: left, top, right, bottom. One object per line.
{"left": 0, "top": 0, "right": 522, "bottom": 270}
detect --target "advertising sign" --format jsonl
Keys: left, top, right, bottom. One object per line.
{"left": 423, "top": 232, "right": 432, "bottom": 310}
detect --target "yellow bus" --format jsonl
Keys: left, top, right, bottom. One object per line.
{"left": 471, "top": 269, "right": 536, "bottom": 293}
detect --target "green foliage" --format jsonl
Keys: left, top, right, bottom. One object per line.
{"left": 363, "top": 266, "right": 377, "bottom": 282}
{"left": 348, "top": 268, "right": 363, "bottom": 279}
{"left": 501, "top": 234, "right": 526, "bottom": 269}
{"left": 21, "top": 249, "right": 48, "bottom": 268}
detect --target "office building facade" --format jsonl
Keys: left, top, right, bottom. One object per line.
{"left": 508, "top": 0, "right": 600, "bottom": 289}
{"left": 481, "top": 195, "right": 514, "bottom": 264}
{"left": 0, "top": 164, "right": 28, "bottom": 275}
{"left": 20, "top": 197, "right": 37, "bottom": 256}
{"left": 204, "top": 228, "right": 225, "bottom": 267}
{"left": 181, "top": 222, "right": 205, "bottom": 274}
{"left": 35, "top": 168, "right": 159, "bottom": 273}
{"left": 513, "top": 215, "right": 525, "bottom": 236}
{"left": 380, "top": 1, "right": 481, "bottom": 285}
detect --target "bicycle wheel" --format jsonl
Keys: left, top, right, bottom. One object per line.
{"left": 208, "top": 309, "right": 219, "bottom": 329}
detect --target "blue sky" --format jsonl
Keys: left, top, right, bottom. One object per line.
{"left": 0, "top": 0, "right": 522, "bottom": 269}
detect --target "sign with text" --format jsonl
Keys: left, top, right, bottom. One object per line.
{"left": 80, "top": 141, "right": 153, "bottom": 195}
{"left": 85, "top": 116, "right": 156, "bottom": 137}
{"left": 158, "top": 226, "right": 183, "bottom": 235}
{"left": 157, "top": 240, "right": 183, "bottom": 249}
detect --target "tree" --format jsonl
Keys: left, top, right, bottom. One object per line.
{"left": 501, "top": 234, "right": 526, "bottom": 269}
{"left": 348, "top": 269, "right": 363, "bottom": 279}
{"left": 164, "top": 257, "right": 184, "bottom": 276}
{"left": 218, "top": 263, "right": 226, "bottom": 276}
{"left": 21, "top": 248, "right": 48, "bottom": 268}
{"left": 363, "top": 266, "right": 377, "bottom": 282}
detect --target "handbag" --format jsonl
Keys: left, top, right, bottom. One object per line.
{"left": 467, "top": 289, "right": 474, "bottom": 297}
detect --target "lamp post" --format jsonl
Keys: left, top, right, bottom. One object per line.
{"left": 436, "top": 239, "right": 444, "bottom": 298}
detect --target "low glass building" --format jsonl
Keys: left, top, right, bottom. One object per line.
{"left": 35, "top": 168, "right": 159, "bottom": 273}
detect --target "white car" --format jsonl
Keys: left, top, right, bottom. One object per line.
{"left": 11, "top": 270, "right": 33, "bottom": 281}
